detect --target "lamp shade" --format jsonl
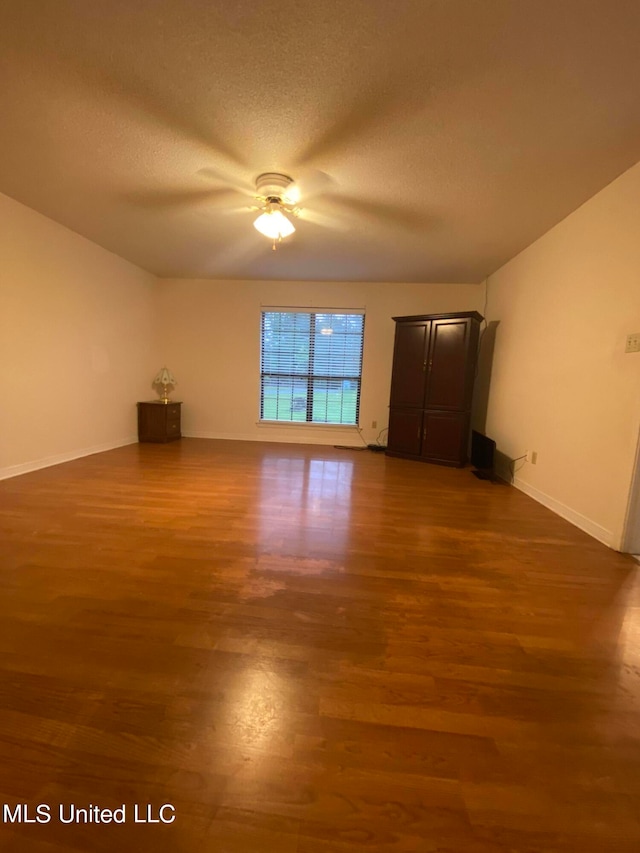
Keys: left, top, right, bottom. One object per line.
{"left": 154, "top": 367, "right": 176, "bottom": 386}
{"left": 253, "top": 204, "right": 295, "bottom": 240}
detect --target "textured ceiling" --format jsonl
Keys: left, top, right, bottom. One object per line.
{"left": 1, "top": 0, "right": 640, "bottom": 282}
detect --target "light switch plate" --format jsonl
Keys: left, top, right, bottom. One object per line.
{"left": 625, "top": 333, "right": 640, "bottom": 353}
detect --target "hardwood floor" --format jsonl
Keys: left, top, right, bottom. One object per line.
{"left": 0, "top": 438, "right": 638, "bottom": 852}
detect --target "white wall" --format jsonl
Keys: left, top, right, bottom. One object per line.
{"left": 624, "top": 433, "right": 640, "bottom": 553}
{"left": 1, "top": 192, "right": 158, "bottom": 478}
{"left": 156, "top": 279, "right": 484, "bottom": 446}
{"left": 485, "top": 161, "right": 640, "bottom": 550}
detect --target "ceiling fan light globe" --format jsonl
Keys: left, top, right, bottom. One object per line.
{"left": 253, "top": 209, "right": 295, "bottom": 240}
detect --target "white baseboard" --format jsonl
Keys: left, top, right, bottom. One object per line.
{"left": 0, "top": 436, "right": 138, "bottom": 481}
{"left": 513, "top": 476, "right": 615, "bottom": 549}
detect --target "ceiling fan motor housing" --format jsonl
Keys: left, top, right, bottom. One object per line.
{"left": 255, "top": 172, "right": 294, "bottom": 201}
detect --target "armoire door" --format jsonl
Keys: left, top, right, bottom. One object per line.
{"left": 388, "top": 408, "right": 423, "bottom": 457}
{"left": 424, "top": 318, "right": 472, "bottom": 410}
{"left": 421, "top": 411, "right": 469, "bottom": 465}
{"left": 389, "top": 320, "right": 429, "bottom": 408}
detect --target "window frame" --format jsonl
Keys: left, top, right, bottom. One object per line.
{"left": 259, "top": 307, "right": 365, "bottom": 427}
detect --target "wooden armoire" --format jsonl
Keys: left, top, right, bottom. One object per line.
{"left": 386, "top": 311, "right": 483, "bottom": 466}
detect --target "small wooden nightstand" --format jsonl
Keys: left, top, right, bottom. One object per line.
{"left": 137, "top": 401, "right": 182, "bottom": 443}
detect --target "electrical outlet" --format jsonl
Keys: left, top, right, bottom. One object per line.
{"left": 371, "top": 420, "right": 377, "bottom": 429}
{"left": 625, "top": 333, "right": 640, "bottom": 353}
{"left": 531, "top": 451, "right": 538, "bottom": 465}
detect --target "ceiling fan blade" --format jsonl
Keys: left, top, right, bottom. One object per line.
{"left": 296, "top": 207, "right": 351, "bottom": 232}
{"left": 197, "top": 166, "right": 256, "bottom": 197}
{"left": 126, "top": 186, "right": 241, "bottom": 209}
{"left": 218, "top": 202, "right": 260, "bottom": 217}
{"left": 283, "top": 169, "right": 334, "bottom": 205}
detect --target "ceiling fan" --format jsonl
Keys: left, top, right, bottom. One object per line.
{"left": 131, "top": 162, "right": 429, "bottom": 254}
{"left": 191, "top": 167, "right": 339, "bottom": 251}
{"left": 201, "top": 166, "right": 431, "bottom": 249}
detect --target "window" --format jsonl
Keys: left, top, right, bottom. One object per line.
{"left": 260, "top": 309, "right": 365, "bottom": 425}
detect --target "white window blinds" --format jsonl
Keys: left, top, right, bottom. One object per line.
{"left": 260, "top": 309, "right": 365, "bottom": 425}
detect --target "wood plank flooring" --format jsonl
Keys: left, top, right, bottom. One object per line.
{"left": 0, "top": 438, "right": 638, "bottom": 852}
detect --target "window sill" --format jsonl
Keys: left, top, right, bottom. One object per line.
{"left": 257, "top": 420, "right": 360, "bottom": 430}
